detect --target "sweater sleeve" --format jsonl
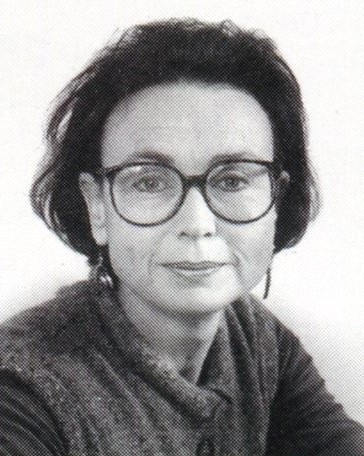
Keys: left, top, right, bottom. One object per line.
{"left": 266, "top": 324, "right": 364, "bottom": 455}
{"left": 0, "top": 371, "right": 66, "bottom": 456}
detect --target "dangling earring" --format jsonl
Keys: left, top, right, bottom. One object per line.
{"left": 263, "top": 265, "right": 272, "bottom": 300}
{"left": 90, "top": 250, "right": 114, "bottom": 289}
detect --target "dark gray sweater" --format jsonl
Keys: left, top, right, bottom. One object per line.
{"left": 0, "top": 281, "right": 363, "bottom": 455}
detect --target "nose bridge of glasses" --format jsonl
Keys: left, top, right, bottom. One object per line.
{"left": 181, "top": 172, "right": 209, "bottom": 205}
{"left": 178, "top": 179, "right": 216, "bottom": 226}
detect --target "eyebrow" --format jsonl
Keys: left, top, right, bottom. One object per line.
{"left": 208, "top": 152, "right": 270, "bottom": 165}
{"left": 126, "top": 150, "right": 175, "bottom": 166}
{"left": 125, "top": 150, "right": 268, "bottom": 166}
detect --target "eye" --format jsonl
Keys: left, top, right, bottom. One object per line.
{"left": 211, "top": 174, "right": 249, "bottom": 192}
{"left": 132, "top": 175, "right": 169, "bottom": 192}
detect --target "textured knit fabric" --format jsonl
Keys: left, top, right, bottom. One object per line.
{"left": 0, "top": 281, "right": 363, "bottom": 456}
{"left": 0, "top": 372, "right": 66, "bottom": 455}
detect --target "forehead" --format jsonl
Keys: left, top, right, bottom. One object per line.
{"left": 101, "top": 81, "right": 274, "bottom": 171}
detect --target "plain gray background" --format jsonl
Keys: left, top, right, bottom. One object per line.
{"left": 0, "top": 0, "right": 363, "bottom": 422}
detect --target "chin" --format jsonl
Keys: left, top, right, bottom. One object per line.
{"left": 158, "top": 287, "right": 239, "bottom": 315}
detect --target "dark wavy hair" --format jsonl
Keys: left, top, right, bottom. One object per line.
{"left": 30, "top": 18, "right": 320, "bottom": 266}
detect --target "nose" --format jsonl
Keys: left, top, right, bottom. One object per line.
{"left": 175, "top": 187, "right": 216, "bottom": 239}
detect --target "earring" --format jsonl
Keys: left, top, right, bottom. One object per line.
{"left": 89, "top": 250, "right": 114, "bottom": 289}
{"left": 263, "top": 266, "right": 272, "bottom": 300}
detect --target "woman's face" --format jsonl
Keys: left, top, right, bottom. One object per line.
{"left": 81, "top": 81, "right": 276, "bottom": 315}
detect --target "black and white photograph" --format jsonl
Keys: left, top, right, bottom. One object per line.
{"left": 0, "top": 1, "right": 363, "bottom": 454}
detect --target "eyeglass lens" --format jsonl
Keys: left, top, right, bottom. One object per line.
{"left": 110, "top": 162, "right": 274, "bottom": 225}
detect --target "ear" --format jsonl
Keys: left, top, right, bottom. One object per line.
{"left": 79, "top": 172, "right": 108, "bottom": 246}
{"left": 273, "top": 170, "right": 290, "bottom": 214}
{"left": 277, "top": 170, "right": 290, "bottom": 198}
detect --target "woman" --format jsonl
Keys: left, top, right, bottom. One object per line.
{"left": 0, "top": 18, "right": 363, "bottom": 456}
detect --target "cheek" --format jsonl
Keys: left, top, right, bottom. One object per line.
{"left": 222, "top": 213, "right": 276, "bottom": 289}
{"left": 105, "top": 209, "right": 162, "bottom": 280}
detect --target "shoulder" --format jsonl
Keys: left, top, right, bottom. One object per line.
{"left": 228, "top": 294, "right": 284, "bottom": 346}
{"left": 0, "top": 370, "right": 67, "bottom": 455}
{"left": 0, "top": 281, "right": 100, "bottom": 368}
{"left": 229, "top": 294, "right": 298, "bottom": 354}
{"left": 227, "top": 295, "right": 303, "bottom": 403}
{"left": 0, "top": 282, "right": 103, "bottom": 455}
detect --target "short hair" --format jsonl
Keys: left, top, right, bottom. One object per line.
{"left": 30, "top": 18, "right": 320, "bottom": 266}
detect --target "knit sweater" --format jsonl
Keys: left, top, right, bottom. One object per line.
{"left": 0, "top": 281, "right": 363, "bottom": 455}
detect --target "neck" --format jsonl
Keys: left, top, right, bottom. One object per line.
{"left": 119, "top": 287, "right": 223, "bottom": 384}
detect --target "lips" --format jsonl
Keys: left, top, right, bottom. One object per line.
{"left": 159, "top": 260, "right": 230, "bottom": 281}
{"left": 161, "top": 261, "right": 227, "bottom": 270}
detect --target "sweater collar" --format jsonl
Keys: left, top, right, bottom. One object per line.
{"left": 92, "top": 283, "right": 236, "bottom": 421}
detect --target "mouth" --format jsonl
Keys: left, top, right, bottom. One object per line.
{"left": 161, "top": 261, "right": 227, "bottom": 270}
{"left": 160, "top": 261, "right": 228, "bottom": 279}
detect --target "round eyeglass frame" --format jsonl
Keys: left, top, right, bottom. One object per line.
{"left": 92, "top": 159, "right": 284, "bottom": 226}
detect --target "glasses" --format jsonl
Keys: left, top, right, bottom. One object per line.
{"left": 94, "top": 160, "right": 283, "bottom": 226}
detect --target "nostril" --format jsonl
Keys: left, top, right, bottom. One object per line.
{"left": 179, "top": 230, "right": 214, "bottom": 239}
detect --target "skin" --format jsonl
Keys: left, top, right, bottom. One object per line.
{"left": 80, "top": 81, "right": 280, "bottom": 382}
